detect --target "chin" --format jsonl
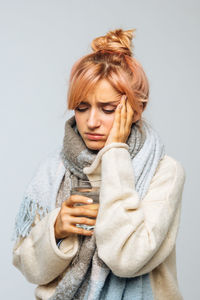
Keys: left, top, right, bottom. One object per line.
{"left": 85, "top": 140, "right": 105, "bottom": 151}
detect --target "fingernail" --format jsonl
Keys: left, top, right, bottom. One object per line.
{"left": 118, "top": 104, "right": 123, "bottom": 109}
{"left": 122, "top": 95, "right": 126, "bottom": 101}
{"left": 87, "top": 199, "right": 93, "bottom": 203}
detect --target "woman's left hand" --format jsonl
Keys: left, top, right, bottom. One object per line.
{"left": 105, "top": 95, "right": 134, "bottom": 146}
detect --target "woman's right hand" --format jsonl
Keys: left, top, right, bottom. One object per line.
{"left": 54, "top": 195, "right": 99, "bottom": 239}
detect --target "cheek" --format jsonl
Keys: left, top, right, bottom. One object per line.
{"left": 104, "top": 115, "right": 115, "bottom": 133}
{"left": 74, "top": 113, "right": 83, "bottom": 130}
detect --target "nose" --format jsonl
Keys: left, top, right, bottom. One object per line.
{"left": 87, "top": 108, "right": 101, "bottom": 129}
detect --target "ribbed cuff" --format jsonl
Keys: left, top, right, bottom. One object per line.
{"left": 56, "top": 239, "right": 63, "bottom": 249}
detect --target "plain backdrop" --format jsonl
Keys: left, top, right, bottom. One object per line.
{"left": 1, "top": 0, "right": 199, "bottom": 299}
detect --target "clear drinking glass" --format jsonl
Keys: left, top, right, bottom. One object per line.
{"left": 70, "top": 176, "right": 101, "bottom": 231}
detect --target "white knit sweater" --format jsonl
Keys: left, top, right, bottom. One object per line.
{"left": 12, "top": 143, "right": 186, "bottom": 300}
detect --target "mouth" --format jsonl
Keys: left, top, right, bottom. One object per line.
{"left": 85, "top": 133, "right": 104, "bottom": 141}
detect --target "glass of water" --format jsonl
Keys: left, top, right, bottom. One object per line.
{"left": 70, "top": 175, "right": 101, "bottom": 231}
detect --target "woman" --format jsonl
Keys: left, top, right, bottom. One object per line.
{"left": 12, "top": 29, "right": 186, "bottom": 300}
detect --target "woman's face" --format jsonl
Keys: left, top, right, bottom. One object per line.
{"left": 74, "top": 79, "right": 122, "bottom": 151}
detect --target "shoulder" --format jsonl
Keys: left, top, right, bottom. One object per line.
{"left": 26, "top": 145, "right": 65, "bottom": 188}
{"left": 150, "top": 154, "right": 186, "bottom": 194}
{"left": 41, "top": 145, "right": 63, "bottom": 166}
{"left": 158, "top": 154, "right": 186, "bottom": 179}
{"left": 38, "top": 145, "right": 63, "bottom": 171}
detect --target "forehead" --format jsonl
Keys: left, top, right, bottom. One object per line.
{"left": 85, "top": 79, "right": 121, "bottom": 104}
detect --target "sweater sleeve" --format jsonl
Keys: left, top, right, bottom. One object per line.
{"left": 12, "top": 207, "right": 79, "bottom": 285}
{"left": 92, "top": 146, "right": 186, "bottom": 278}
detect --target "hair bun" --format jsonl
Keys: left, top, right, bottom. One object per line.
{"left": 91, "top": 28, "right": 136, "bottom": 56}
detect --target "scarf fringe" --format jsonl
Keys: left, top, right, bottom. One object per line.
{"left": 12, "top": 195, "right": 50, "bottom": 243}
{"left": 12, "top": 145, "right": 64, "bottom": 243}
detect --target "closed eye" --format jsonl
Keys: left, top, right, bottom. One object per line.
{"left": 103, "top": 109, "right": 116, "bottom": 114}
{"left": 75, "top": 107, "right": 116, "bottom": 114}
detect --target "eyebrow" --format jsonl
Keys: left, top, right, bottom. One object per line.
{"left": 79, "top": 100, "right": 120, "bottom": 106}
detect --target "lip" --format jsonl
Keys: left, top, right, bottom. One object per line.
{"left": 85, "top": 133, "right": 104, "bottom": 140}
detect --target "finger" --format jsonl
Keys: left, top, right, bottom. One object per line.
{"left": 85, "top": 203, "right": 99, "bottom": 209}
{"left": 69, "top": 216, "right": 96, "bottom": 226}
{"left": 73, "top": 203, "right": 99, "bottom": 210}
{"left": 120, "top": 95, "right": 127, "bottom": 133}
{"left": 126, "top": 100, "right": 135, "bottom": 128}
{"left": 64, "top": 194, "right": 93, "bottom": 207}
{"left": 69, "top": 224, "right": 94, "bottom": 236}
{"left": 112, "top": 98, "right": 122, "bottom": 135}
{"left": 68, "top": 206, "right": 98, "bottom": 218}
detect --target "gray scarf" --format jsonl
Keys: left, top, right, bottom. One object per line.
{"left": 49, "top": 115, "right": 165, "bottom": 300}
{"left": 60, "top": 116, "right": 146, "bottom": 180}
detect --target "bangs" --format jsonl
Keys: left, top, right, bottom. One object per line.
{"left": 67, "top": 62, "right": 140, "bottom": 111}
{"left": 67, "top": 51, "right": 149, "bottom": 114}
{"left": 67, "top": 62, "right": 102, "bottom": 109}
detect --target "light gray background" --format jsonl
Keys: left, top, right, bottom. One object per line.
{"left": 1, "top": 0, "right": 199, "bottom": 299}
